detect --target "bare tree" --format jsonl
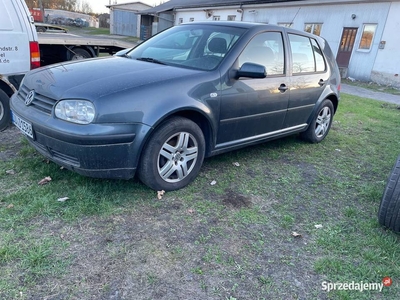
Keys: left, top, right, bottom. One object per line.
{"left": 25, "top": 0, "right": 78, "bottom": 11}
{"left": 81, "top": 0, "right": 92, "bottom": 14}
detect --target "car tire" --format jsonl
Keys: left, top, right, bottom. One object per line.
{"left": 69, "top": 48, "right": 91, "bottom": 60}
{"left": 138, "top": 116, "right": 205, "bottom": 191}
{"left": 0, "top": 90, "right": 11, "bottom": 132}
{"left": 300, "top": 99, "right": 334, "bottom": 143}
{"left": 378, "top": 155, "right": 400, "bottom": 233}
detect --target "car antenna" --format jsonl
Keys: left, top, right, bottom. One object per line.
{"left": 290, "top": 7, "right": 301, "bottom": 27}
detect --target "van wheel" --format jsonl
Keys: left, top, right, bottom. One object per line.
{"left": 301, "top": 99, "right": 334, "bottom": 143}
{"left": 378, "top": 155, "right": 400, "bottom": 233}
{"left": 36, "top": 26, "right": 46, "bottom": 32}
{"left": 138, "top": 117, "right": 205, "bottom": 191}
{"left": 69, "top": 48, "right": 91, "bottom": 60}
{"left": 0, "top": 90, "right": 11, "bottom": 132}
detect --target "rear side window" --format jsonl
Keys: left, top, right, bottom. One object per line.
{"left": 311, "top": 38, "right": 325, "bottom": 72}
{"left": 288, "top": 34, "right": 326, "bottom": 74}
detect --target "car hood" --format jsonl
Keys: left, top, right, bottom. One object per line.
{"left": 23, "top": 56, "right": 203, "bottom": 100}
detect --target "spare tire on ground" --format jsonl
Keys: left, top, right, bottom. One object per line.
{"left": 378, "top": 155, "right": 400, "bottom": 232}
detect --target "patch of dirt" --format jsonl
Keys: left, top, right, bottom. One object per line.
{"left": 0, "top": 125, "right": 23, "bottom": 161}
{"left": 222, "top": 189, "right": 252, "bottom": 208}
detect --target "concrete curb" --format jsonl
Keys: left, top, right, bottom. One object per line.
{"left": 341, "top": 83, "right": 400, "bottom": 105}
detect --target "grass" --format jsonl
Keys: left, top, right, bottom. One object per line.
{"left": 65, "top": 25, "right": 141, "bottom": 44}
{"left": 1, "top": 93, "right": 400, "bottom": 299}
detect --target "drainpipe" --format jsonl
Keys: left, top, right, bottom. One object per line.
{"left": 240, "top": 3, "right": 244, "bottom": 21}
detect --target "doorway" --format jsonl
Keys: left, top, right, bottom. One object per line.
{"left": 336, "top": 27, "right": 358, "bottom": 68}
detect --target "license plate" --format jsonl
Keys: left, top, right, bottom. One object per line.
{"left": 12, "top": 112, "right": 34, "bottom": 139}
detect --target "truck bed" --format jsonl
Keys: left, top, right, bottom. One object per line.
{"left": 37, "top": 32, "right": 138, "bottom": 65}
{"left": 38, "top": 32, "right": 136, "bottom": 50}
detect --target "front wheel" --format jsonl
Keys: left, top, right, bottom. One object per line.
{"left": 138, "top": 117, "right": 205, "bottom": 191}
{"left": 301, "top": 99, "right": 334, "bottom": 143}
{"left": 0, "top": 90, "right": 11, "bottom": 132}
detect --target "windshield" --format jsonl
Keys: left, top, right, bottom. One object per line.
{"left": 125, "top": 24, "right": 245, "bottom": 71}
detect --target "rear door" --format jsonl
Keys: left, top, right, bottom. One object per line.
{"left": 284, "top": 33, "right": 329, "bottom": 128}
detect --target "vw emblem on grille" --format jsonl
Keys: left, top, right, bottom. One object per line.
{"left": 25, "top": 90, "right": 35, "bottom": 106}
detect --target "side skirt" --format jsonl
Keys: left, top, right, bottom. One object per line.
{"left": 210, "top": 124, "right": 308, "bottom": 157}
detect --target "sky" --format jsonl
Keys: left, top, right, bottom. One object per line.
{"left": 86, "top": 0, "right": 168, "bottom": 14}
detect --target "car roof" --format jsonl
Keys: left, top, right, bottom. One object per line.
{"left": 181, "top": 21, "right": 284, "bottom": 31}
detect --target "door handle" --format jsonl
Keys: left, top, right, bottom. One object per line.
{"left": 318, "top": 79, "right": 326, "bottom": 86}
{"left": 278, "top": 84, "right": 288, "bottom": 92}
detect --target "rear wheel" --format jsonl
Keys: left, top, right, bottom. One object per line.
{"left": 301, "top": 99, "right": 334, "bottom": 143}
{"left": 378, "top": 155, "right": 400, "bottom": 232}
{"left": 0, "top": 90, "right": 11, "bottom": 132}
{"left": 69, "top": 48, "right": 91, "bottom": 61}
{"left": 138, "top": 117, "right": 205, "bottom": 191}
{"left": 36, "top": 26, "right": 46, "bottom": 32}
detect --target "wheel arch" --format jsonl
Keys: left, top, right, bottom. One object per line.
{"left": 305, "top": 92, "right": 338, "bottom": 127}
{"left": 172, "top": 110, "right": 214, "bottom": 156}
{"left": 0, "top": 79, "right": 16, "bottom": 98}
{"left": 326, "top": 93, "right": 339, "bottom": 114}
{"left": 138, "top": 109, "right": 215, "bottom": 167}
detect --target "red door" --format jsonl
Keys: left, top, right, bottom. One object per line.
{"left": 336, "top": 27, "right": 358, "bottom": 68}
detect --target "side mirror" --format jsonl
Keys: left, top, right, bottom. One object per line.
{"left": 236, "top": 62, "right": 267, "bottom": 79}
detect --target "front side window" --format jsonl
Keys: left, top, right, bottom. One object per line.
{"left": 238, "top": 31, "right": 285, "bottom": 76}
{"left": 289, "top": 34, "right": 326, "bottom": 74}
{"left": 304, "top": 23, "right": 322, "bottom": 36}
{"left": 359, "top": 24, "right": 377, "bottom": 50}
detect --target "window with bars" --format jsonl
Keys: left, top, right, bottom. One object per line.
{"left": 227, "top": 15, "right": 236, "bottom": 21}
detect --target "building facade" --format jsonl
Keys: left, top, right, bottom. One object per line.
{"left": 139, "top": 0, "right": 400, "bottom": 87}
{"left": 107, "top": 2, "right": 152, "bottom": 37}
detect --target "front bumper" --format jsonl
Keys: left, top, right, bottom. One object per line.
{"left": 10, "top": 93, "right": 152, "bottom": 180}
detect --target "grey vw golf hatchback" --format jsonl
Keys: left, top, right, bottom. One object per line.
{"left": 11, "top": 22, "right": 340, "bottom": 191}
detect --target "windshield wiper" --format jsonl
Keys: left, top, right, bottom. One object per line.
{"left": 136, "top": 57, "right": 166, "bottom": 65}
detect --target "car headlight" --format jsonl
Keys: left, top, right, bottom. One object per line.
{"left": 55, "top": 100, "right": 95, "bottom": 124}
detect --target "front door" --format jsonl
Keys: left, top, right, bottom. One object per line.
{"left": 336, "top": 27, "right": 358, "bottom": 68}
{"left": 216, "top": 31, "right": 289, "bottom": 145}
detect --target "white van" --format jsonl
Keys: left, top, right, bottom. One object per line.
{"left": 0, "top": 0, "right": 40, "bottom": 131}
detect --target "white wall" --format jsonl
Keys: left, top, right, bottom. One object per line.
{"left": 176, "top": 8, "right": 241, "bottom": 24}
{"left": 371, "top": 1, "right": 400, "bottom": 87}
{"left": 109, "top": 3, "right": 151, "bottom": 36}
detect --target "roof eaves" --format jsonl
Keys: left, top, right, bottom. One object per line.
{"left": 138, "top": 0, "right": 303, "bottom": 15}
